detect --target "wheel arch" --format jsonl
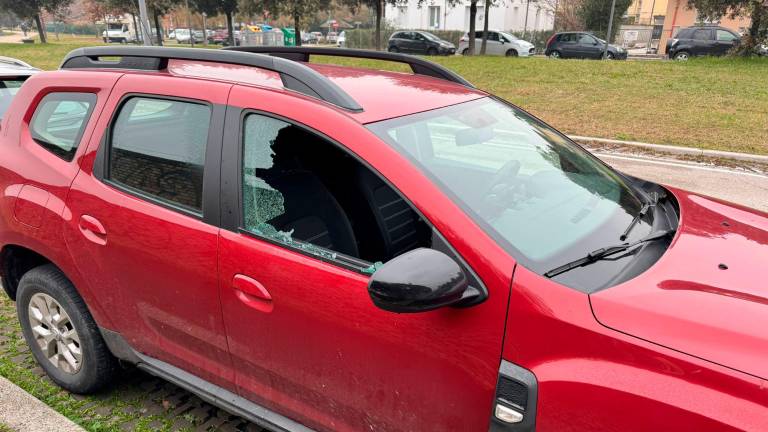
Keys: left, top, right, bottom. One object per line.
{"left": 0, "top": 243, "right": 115, "bottom": 329}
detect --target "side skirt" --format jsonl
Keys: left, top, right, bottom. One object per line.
{"left": 100, "top": 328, "right": 313, "bottom": 432}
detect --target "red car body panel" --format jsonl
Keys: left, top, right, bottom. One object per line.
{"left": 591, "top": 187, "right": 768, "bottom": 381}
{"left": 222, "top": 85, "right": 514, "bottom": 431}
{"left": 2, "top": 58, "right": 768, "bottom": 432}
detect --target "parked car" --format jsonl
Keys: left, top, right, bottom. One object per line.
{"left": 101, "top": 22, "right": 135, "bottom": 44}
{"left": 666, "top": 26, "right": 741, "bottom": 60}
{"left": 388, "top": 31, "right": 456, "bottom": 55}
{"left": 337, "top": 31, "right": 346, "bottom": 48}
{"left": 209, "top": 29, "right": 229, "bottom": 44}
{"left": 0, "top": 57, "right": 37, "bottom": 118}
{"left": 459, "top": 30, "right": 535, "bottom": 56}
{"left": 301, "top": 31, "right": 319, "bottom": 44}
{"left": 326, "top": 31, "right": 339, "bottom": 44}
{"left": 545, "top": 31, "right": 627, "bottom": 59}
{"left": 174, "top": 29, "right": 205, "bottom": 44}
{"left": 4, "top": 45, "right": 768, "bottom": 432}
{"left": 759, "top": 42, "right": 768, "bottom": 56}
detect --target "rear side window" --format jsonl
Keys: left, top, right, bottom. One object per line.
{"left": 30, "top": 92, "right": 96, "bottom": 161}
{"left": 108, "top": 97, "right": 211, "bottom": 213}
{"left": 0, "top": 78, "right": 26, "bottom": 119}
{"left": 692, "top": 29, "right": 712, "bottom": 40}
{"left": 558, "top": 33, "right": 577, "bottom": 42}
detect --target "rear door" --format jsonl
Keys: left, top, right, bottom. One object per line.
{"left": 691, "top": 28, "right": 714, "bottom": 55}
{"left": 63, "top": 73, "right": 236, "bottom": 390}
{"left": 557, "top": 33, "right": 579, "bottom": 57}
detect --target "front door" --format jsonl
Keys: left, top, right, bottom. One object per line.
{"left": 63, "top": 73, "right": 235, "bottom": 389}
{"left": 217, "top": 86, "right": 513, "bottom": 432}
{"left": 577, "top": 33, "right": 603, "bottom": 58}
{"left": 714, "top": 29, "right": 739, "bottom": 55}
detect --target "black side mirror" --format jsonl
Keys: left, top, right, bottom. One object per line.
{"left": 368, "top": 248, "right": 484, "bottom": 313}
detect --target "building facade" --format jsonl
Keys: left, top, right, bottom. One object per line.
{"left": 385, "top": 0, "right": 555, "bottom": 33}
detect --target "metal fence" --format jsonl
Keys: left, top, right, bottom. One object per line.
{"left": 616, "top": 24, "right": 664, "bottom": 52}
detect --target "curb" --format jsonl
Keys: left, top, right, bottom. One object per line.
{"left": 0, "top": 375, "right": 84, "bottom": 432}
{"left": 568, "top": 135, "right": 768, "bottom": 164}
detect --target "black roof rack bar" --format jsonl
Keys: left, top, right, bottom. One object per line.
{"left": 223, "top": 46, "right": 475, "bottom": 89}
{"left": 60, "top": 46, "right": 363, "bottom": 112}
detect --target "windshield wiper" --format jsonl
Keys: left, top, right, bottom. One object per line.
{"left": 619, "top": 191, "right": 665, "bottom": 241}
{"left": 544, "top": 229, "right": 675, "bottom": 279}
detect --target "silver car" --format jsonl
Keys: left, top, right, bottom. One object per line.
{"left": 459, "top": 30, "right": 535, "bottom": 57}
{"left": 0, "top": 57, "right": 38, "bottom": 119}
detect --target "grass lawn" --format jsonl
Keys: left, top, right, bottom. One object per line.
{"left": 2, "top": 38, "right": 768, "bottom": 154}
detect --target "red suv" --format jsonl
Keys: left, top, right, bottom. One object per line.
{"left": 2, "top": 46, "right": 767, "bottom": 432}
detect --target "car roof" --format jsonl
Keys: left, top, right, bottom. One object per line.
{"left": 0, "top": 57, "right": 38, "bottom": 77}
{"left": 60, "top": 47, "right": 486, "bottom": 124}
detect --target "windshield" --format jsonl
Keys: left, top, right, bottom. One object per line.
{"left": 368, "top": 98, "right": 653, "bottom": 289}
{"left": 0, "top": 78, "right": 26, "bottom": 119}
{"left": 500, "top": 32, "right": 519, "bottom": 41}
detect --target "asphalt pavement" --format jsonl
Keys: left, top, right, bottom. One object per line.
{"left": 596, "top": 152, "right": 768, "bottom": 212}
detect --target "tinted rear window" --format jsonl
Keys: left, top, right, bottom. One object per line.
{"left": 0, "top": 78, "right": 26, "bottom": 119}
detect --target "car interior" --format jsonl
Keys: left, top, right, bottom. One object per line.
{"left": 243, "top": 121, "right": 433, "bottom": 265}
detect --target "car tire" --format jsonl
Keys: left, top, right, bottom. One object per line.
{"left": 388, "top": 46, "right": 399, "bottom": 53}
{"left": 674, "top": 51, "right": 690, "bottom": 61}
{"left": 427, "top": 47, "right": 438, "bottom": 56}
{"left": 16, "top": 264, "right": 118, "bottom": 394}
{"left": 102, "top": 37, "right": 108, "bottom": 43}
{"left": 505, "top": 49, "right": 518, "bottom": 57}
{"left": 549, "top": 50, "right": 562, "bottom": 59}
{"left": 604, "top": 51, "right": 615, "bottom": 60}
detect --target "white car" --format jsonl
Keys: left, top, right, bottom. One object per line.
{"left": 0, "top": 57, "right": 38, "bottom": 119}
{"left": 458, "top": 30, "right": 535, "bottom": 57}
{"left": 337, "top": 31, "right": 346, "bottom": 47}
{"left": 102, "top": 22, "right": 136, "bottom": 44}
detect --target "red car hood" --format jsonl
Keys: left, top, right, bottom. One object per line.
{"left": 590, "top": 187, "right": 768, "bottom": 379}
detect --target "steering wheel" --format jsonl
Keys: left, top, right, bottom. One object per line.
{"left": 478, "top": 160, "right": 524, "bottom": 219}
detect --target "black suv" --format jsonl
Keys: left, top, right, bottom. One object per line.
{"left": 545, "top": 32, "right": 627, "bottom": 60}
{"left": 387, "top": 31, "right": 456, "bottom": 56}
{"left": 666, "top": 26, "right": 740, "bottom": 60}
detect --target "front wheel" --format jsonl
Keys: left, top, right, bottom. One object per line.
{"left": 549, "top": 50, "right": 561, "bottom": 59}
{"left": 604, "top": 51, "right": 615, "bottom": 60}
{"left": 461, "top": 48, "right": 469, "bottom": 56}
{"left": 388, "top": 46, "right": 399, "bottom": 53}
{"left": 505, "top": 49, "right": 518, "bottom": 57}
{"left": 427, "top": 47, "right": 438, "bottom": 56}
{"left": 674, "top": 51, "right": 690, "bottom": 61}
{"left": 16, "top": 265, "right": 118, "bottom": 394}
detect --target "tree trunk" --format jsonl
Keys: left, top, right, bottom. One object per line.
{"left": 34, "top": 13, "right": 47, "bottom": 43}
{"left": 375, "top": 0, "right": 383, "bottom": 50}
{"left": 480, "top": 0, "right": 491, "bottom": 54}
{"left": 132, "top": 13, "right": 140, "bottom": 44}
{"left": 153, "top": 10, "right": 163, "bottom": 46}
{"left": 745, "top": 1, "right": 764, "bottom": 54}
{"left": 294, "top": 13, "right": 302, "bottom": 47}
{"left": 226, "top": 10, "right": 235, "bottom": 46}
{"left": 468, "top": 0, "right": 477, "bottom": 55}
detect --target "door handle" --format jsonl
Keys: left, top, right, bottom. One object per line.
{"left": 78, "top": 215, "right": 107, "bottom": 245}
{"left": 232, "top": 274, "right": 273, "bottom": 313}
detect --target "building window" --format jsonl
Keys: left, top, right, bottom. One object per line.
{"left": 429, "top": 6, "right": 440, "bottom": 28}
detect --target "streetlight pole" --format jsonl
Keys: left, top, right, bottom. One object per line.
{"left": 185, "top": 0, "right": 194, "bottom": 47}
{"left": 202, "top": 12, "right": 208, "bottom": 46}
{"left": 602, "top": 0, "right": 617, "bottom": 59}
{"left": 137, "top": 0, "right": 153, "bottom": 46}
{"left": 523, "top": 0, "right": 531, "bottom": 40}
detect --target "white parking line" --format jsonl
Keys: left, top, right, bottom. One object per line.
{"left": 595, "top": 153, "right": 768, "bottom": 179}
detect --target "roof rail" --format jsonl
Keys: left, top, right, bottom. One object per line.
{"left": 223, "top": 46, "right": 474, "bottom": 89}
{"left": 60, "top": 46, "right": 363, "bottom": 112}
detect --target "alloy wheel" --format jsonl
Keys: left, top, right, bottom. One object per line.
{"left": 28, "top": 293, "right": 82, "bottom": 374}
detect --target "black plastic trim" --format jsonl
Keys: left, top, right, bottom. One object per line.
{"left": 94, "top": 93, "right": 224, "bottom": 226}
{"left": 490, "top": 360, "right": 538, "bottom": 432}
{"left": 98, "top": 328, "right": 313, "bottom": 432}
{"left": 60, "top": 46, "right": 363, "bottom": 112}
{"left": 223, "top": 46, "right": 475, "bottom": 88}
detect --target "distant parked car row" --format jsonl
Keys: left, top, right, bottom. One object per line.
{"left": 387, "top": 30, "right": 535, "bottom": 57}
